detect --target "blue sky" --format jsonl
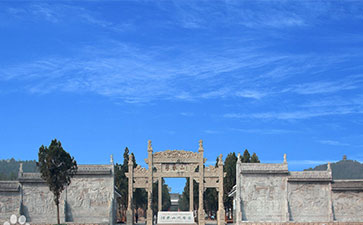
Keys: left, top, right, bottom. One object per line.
{"left": 1, "top": 1, "right": 363, "bottom": 193}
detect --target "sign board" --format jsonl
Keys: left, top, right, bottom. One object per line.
{"left": 157, "top": 211, "right": 195, "bottom": 224}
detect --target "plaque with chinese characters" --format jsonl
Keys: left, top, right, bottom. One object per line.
{"left": 157, "top": 212, "right": 195, "bottom": 224}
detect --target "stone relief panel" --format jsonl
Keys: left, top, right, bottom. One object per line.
{"left": 0, "top": 192, "right": 20, "bottom": 223}
{"left": 153, "top": 150, "right": 199, "bottom": 159}
{"left": 204, "top": 177, "right": 219, "bottom": 189}
{"left": 332, "top": 191, "right": 363, "bottom": 222}
{"left": 288, "top": 182, "right": 330, "bottom": 222}
{"left": 65, "top": 176, "right": 112, "bottom": 223}
{"left": 134, "top": 177, "right": 148, "bottom": 189}
{"left": 240, "top": 174, "right": 287, "bottom": 222}
{"left": 134, "top": 165, "right": 148, "bottom": 176}
{"left": 204, "top": 165, "right": 218, "bottom": 177}
{"left": 22, "top": 182, "right": 64, "bottom": 223}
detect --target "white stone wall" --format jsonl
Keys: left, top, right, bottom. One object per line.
{"left": 332, "top": 191, "right": 363, "bottom": 222}
{"left": 288, "top": 182, "right": 330, "bottom": 222}
{"left": 22, "top": 182, "right": 65, "bottom": 223}
{"left": 0, "top": 191, "right": 20, "bottom": 223}
{"left": 65, "top": 175, "right": 113, "bottom": 223}
{"left": 0, "top": 164, "right": 115, "bottom": 224}
{"left": 240, "top": 173, "right": 287, "bottom": 222}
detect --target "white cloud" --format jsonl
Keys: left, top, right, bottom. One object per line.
{"left": 318, "top": 140, "right": 350, "bottom": 146}
{"left": 225, "top": 106, "right": 363, "bottom": 120}
{"left": 289, "top": 80, "right": 359, "bottom": 95}
{"left": 231, "top": 128, "right": 295, "bottom": 135}
{"left": 236, "top": 90, "right": 267, "bottom": 99}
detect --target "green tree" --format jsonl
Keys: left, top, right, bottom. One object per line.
{"left": 115, "top": 147, "right": 129, "bottom": 213}
{"left": 115, "top": 148, "right": 147, "bottom": 221}
{"left": 37, "top": 139, "right": 77, "bottom": 224}
{"left": 223, "top": 153, "right": 237, "bottom": 217}
{"left": 204, "top": 188, "right": 217, "bottom": 218}
{"left": 251, "top": 153, "right": 260, "bottom": 163}
{"left": 178, "top": 180, "right": 189, "bottom": 211}
{"left": 203, "top": 157, "right": 219, "bottom": 218}
{"left": 178, "top": 178, "right": 198, "bottom": 211}
{"left": 241, "top": 149, "right": 250, "bottom": 163}
{"left": 152, "top": 179, "right": 171, "bottom": 214}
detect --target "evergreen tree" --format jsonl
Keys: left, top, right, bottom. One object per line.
{"left": 178, "top": 177, "right": 198, "bottom": 211}
{"left": 152, "top": 179, "right": 171, "bottom": 214}
{"left": 251, "top": 153, "right": 260, "bottom": 163}
{"left": 178, "top": 179, "right": 189, "bottom": 211}
{"left": 115, "top": 148, "right": 147, "bottom": 219}
{"left": 37, "top": 139, "right": 77, "bottom": 224}
{"left": 115, "top": 147, "right": 129, "bottom": 211}
{"left": 241, "top": 149, "right": 250, "bottom": 163}
{"left": 223, "top": 153, "right": 237, "bottom": 217}
{"left": 203, "top": 157, "right": 219, "bottom": 218}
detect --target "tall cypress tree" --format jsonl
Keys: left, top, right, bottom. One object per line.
{"left": 37, "top": 139, "right": 77, "bottom": 224}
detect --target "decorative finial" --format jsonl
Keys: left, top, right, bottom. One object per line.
{"left": 218, "top": 154, "right": 223, "bottom": 165}
{"left": 129, "top": 154, "right": 134, "bottom": 165}
{"left": 283, "top": 154, "right": 287, "bottom": 164}
{"left": 237, "top": 153, "right": 241, "bottom": 163}
{"left": 18, "top": 163, "right": 23, "bottom": 177}
{"left": 148, "top": 140, "right": 153, "bottom": 152}
{"left": 110, "top": 154, "right": 114, "bottom": 165}
{"left": 198, "top": 139, "right": 204, "bottom": 152}
{"left": 327, "top": 162, "right": 331, "bottom": 171}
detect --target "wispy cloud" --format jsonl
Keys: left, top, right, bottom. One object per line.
{"left": 231, "top": 128, "right": 295, "bottom": 135}
{"left": 0, "top": 40, "right": 293, "bottom": 103}
{"left": 318, "top": 139, "right": 363, "bottom": 148}
{"left": 236, "top": 90, "right": 267, "bottom": 99}
{"left": 1, "top": 1, "right": 363, "bottom": 109}
{"left": 286, "top": 79, "right": 361, "bottom": 95}
{"left": 225, "top": 106, "right": 363, "bottom": 120}
{"left": 318, "top": 140, "right": 350, "bottom": 146}
{"left": 3, "top": 3, "right": 120, "bottom": 31}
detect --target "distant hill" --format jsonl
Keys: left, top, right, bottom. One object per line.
{"left": 0, "top": 158, "right": 38, "bottom": 180}
{"left": 304, "top": 156, "right": 363, "bottom": 179}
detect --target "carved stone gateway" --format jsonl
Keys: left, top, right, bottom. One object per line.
{"left": 125, "top": 140, "right": 226, "bottom": 225}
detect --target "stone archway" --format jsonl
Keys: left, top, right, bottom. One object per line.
{"left": 125, "top": 140, "right": 225, "bottom": 225}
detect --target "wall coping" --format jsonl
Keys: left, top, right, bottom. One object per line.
{"left": 0, "top": 181, "right": 20, "bottom": 192}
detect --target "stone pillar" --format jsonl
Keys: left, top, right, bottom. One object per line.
{"left": 327, "top": 162, "right": 334, "bottom": 221}
{"left": 146, "top": 140, "right": 154, "bottom": 225}
{"left": 235, "top": 153, "right": 242, "bottom": 224}
{"left": 217, "top": 154, "right": 225, "bottom": 225}
{"left": 158, "top": 177, "right": 162, "bottom": 212}
{"left": 283, "top": 154, "right": 290, "bottom": 222}
{"left": 18, "top": 163, "right": 24, "bottom": 216}
{"left": 127, "top": 154, "right": 134, "bottom": 225}
{"left": 189, "top": 177, "right": 193, "bottom": 212}
{"left": 110, "top": 154, "right": 115, "bottom": 225}
{"left": 198, "top": 140, "right": 205, "bottom": 225}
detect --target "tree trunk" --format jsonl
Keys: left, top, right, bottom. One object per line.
{"left": 57, "top": 202, "right": 60, "bottom": 224}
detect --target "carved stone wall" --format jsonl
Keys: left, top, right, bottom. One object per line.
{"left": 232, "top": 159, "right": 363, "bottom": 223}
{"left": 0, "top": 164, "right": 114, "bottom": 224}
{"left": 240, "top": 173, "right": 287, "bottom": 222}
{"left": 332, "top": 191, "right": 363, "bottom": 221}
{"left": 22, "top": 182, "right": 64, "bottom": 223}
{"left": 0, "top": 182, "right": 20, "bottom": 222}
{"left": 288, "top": 182, "right": 330, "bottom": 222}
{"left": 65, "top": 175, "right": 113, "bottom": 223}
